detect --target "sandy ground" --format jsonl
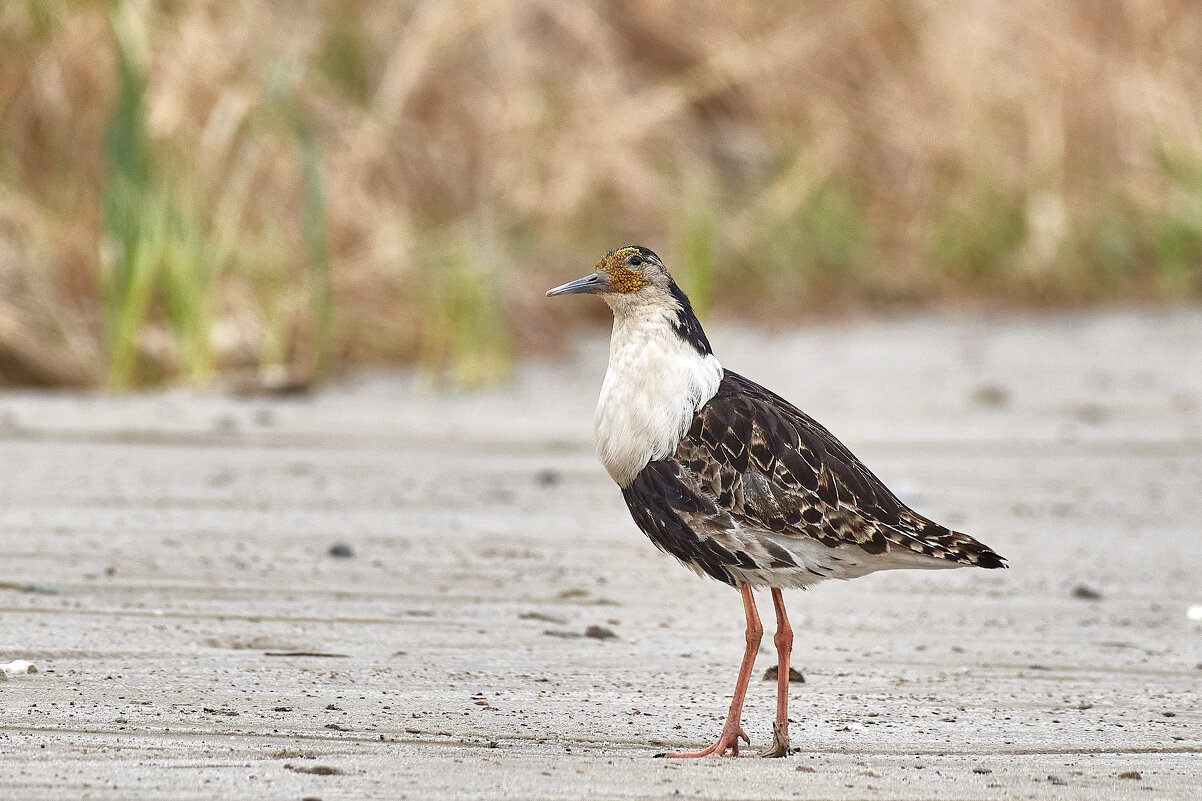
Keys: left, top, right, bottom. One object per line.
{"left": 1, "top": 310, "right": 1200, "bottom": 801}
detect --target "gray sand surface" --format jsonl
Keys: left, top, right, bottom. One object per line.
{"left": 1, "top": 311, "right": 1199, "bottom": 800}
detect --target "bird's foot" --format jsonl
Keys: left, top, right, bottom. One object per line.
{"left": 758, "top": 721, "right": 790, "bottom": 758}
{"left": 662, "top": 724, "right": 749, "bottom": 758}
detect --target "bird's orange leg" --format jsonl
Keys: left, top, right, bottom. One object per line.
{"left": 760, "top": 587, "right": 793, "bottom": 758}
{"left": 665, "top": 582, "right": 762, "bottom": 758}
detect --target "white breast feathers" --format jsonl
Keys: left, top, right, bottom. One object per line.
{"left": 594, "top": 306, "right": 723, "bottom": 487}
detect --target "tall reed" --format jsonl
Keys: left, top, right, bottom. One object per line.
{"left": 1, "top": 1, "right": 1200, "bottom": 387}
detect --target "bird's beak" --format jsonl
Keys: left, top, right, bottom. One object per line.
{"left": 546, "top": 272, "right": 609, "bottom": 297}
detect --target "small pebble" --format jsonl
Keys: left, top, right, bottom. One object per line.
{"left": 762, "top": 666, "right": 805, "bottom": 683}
{"left": 1, "top": 660, "right": 38, "bottom": 676}
{"left": 327, "top": 543, "right": 355, "bottom": 559}
{"left": 519, "top": 611, "right": 568, "bottom": 624}
{"left": 970, "top": 383, "right": 1010, "bottom": 408}
{"left": 285, "top": 764, "right": 344, "bottom": 776}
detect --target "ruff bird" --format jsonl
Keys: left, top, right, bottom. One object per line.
{"left": 547, "top": 246, "right": 1006, "bottom": 759}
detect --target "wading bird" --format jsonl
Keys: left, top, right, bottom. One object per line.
{"left": 547, "top": 246, "right": 1006, "bottom": 758}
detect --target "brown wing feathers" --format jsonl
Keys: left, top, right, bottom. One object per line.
{"left": 622, "top": 370, "right": 1007, "bottom": 584}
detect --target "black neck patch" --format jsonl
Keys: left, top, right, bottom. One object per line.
{"left": 668, "top": 280, "right": 713, "bottom": 356}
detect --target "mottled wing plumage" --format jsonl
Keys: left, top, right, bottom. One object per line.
{"left": 622, "top": 370, "right": 1006, "bottom": 588}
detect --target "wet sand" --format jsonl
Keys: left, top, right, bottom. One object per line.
{"left": 1, "top": 310, "right": 1200, "bottom": 800}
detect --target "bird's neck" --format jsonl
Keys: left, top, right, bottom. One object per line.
{"left": 594, "top": 298, "right": 723, "bottom": 487}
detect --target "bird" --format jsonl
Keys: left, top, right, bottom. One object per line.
{"left": 546, "top": 245, "right": 1006, "bottom": 759}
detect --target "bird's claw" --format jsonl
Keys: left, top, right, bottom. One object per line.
{"left": 758, "top": 721, "right": 790, "bottom": 758}
{"left": 664, "top": 725, "right": 749, "bottom": 758}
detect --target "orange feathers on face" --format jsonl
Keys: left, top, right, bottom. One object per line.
{"left": 610, "top": 266, "right": 650, "bottom": 293}
{"left": 598, "top": 248, "right": 651, "bottom": 293}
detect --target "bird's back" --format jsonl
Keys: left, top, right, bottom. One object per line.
{"left": 622, "top": 370, "right": 1007, "bottom": 589}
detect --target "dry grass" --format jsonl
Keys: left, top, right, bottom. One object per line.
{"left": 2, "top": 0, "right": 1201, "bottom": 387}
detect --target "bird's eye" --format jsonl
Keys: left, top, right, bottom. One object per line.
{"left": 629, "top": 254, "right": 643, "bottom": 267}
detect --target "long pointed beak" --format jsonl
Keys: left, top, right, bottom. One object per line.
{"left": 546, "top": 272, "right": 609, "bottom": 297}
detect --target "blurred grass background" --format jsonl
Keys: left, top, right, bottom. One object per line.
{"left": 1, "top": 0, "right": 1200, "bottom": 388}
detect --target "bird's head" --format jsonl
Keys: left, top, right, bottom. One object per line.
{"left": 546, "top": 245, "right": 712, "bottom": 354}
{"left": 545, "top": 246, "right": 672, "bottom": 306}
